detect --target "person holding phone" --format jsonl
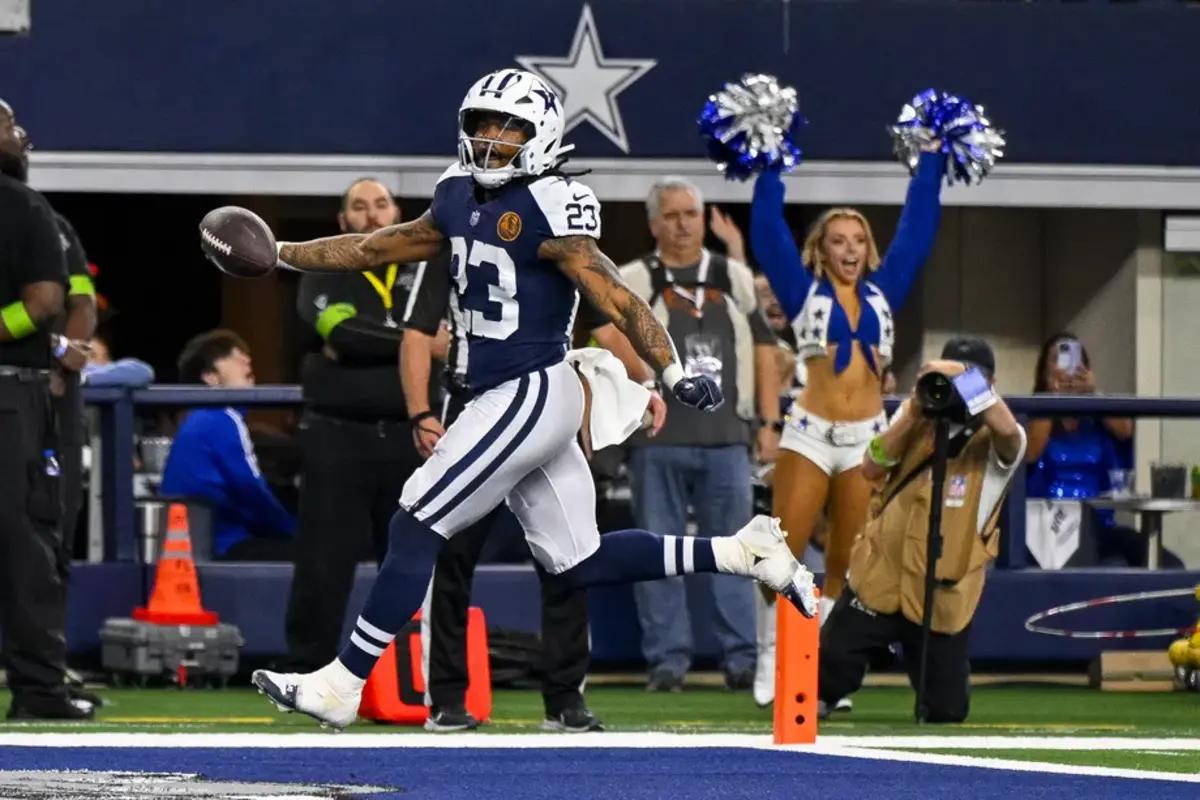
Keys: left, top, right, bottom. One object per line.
{"left": 1028, "top": 334, "right": 1133, "bottom": 453}
{"left": 1024, "top": 334, "right": 1176, "bottom": 567}
{"left": 818, "top": 336, "right": 1026, "bottom": 722}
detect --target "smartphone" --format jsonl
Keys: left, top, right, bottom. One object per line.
{"left": 1055, "top": 339, "right": 1083, "bottom": 374}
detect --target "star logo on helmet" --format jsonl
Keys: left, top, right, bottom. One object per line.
{"left": 516, "top": 3, "right": 656, "bottom": 153}
{"left": 530, "top": 87, "right": 559, "bottom": 116}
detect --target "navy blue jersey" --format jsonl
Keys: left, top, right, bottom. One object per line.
{"left": 430, "top": 164, "right": 602, "bottom": 392}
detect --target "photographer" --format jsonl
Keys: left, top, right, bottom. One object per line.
{"left": 818, "top": 337, "right": 1025, "bottom": 723}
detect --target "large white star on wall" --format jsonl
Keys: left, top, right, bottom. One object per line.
{"left": 516, "top": 4, "right": 656, "bottom": 154}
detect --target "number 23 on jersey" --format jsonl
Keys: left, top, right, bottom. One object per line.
{"left": 449, "top": 236, "right": 519, "bottom": 340}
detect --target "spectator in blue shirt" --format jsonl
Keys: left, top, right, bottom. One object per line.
{"left": 1025, "top": 333, "right": 1179, "bottom": 567}
{"left": 160, "top": 330, "right": 296, "bottom": 560}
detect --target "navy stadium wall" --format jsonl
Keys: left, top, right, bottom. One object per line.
{"left": 1, "top": 0, "right": 1198, "bottom": 164}
{"left": 63, "top": 563, "right": 1200, "bottom": 665}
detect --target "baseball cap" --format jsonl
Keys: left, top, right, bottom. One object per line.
{"left": 941, "top": 335, "right": 995, "bottom": 379}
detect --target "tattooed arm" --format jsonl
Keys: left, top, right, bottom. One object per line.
{"left": 278, "top": 211, "right": 446, "bottom": 272}
{"left": 541, "top": 236, "right": 677, "bottom": 374}
{"left": 544, "top": 236, "right": 722, "bottom": 410}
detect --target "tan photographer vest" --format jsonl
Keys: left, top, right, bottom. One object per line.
{"left": 848, "top": 425, "right": 1004, "bottom": 635}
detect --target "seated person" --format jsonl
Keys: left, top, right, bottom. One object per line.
{"left": 1025, "top": 333, "right": 1179, "bottom": 568}
{"left": 81, "top": 332, "right": 154, "bottom": 387}
{"left": 160, "top": 330, "right": 296, "bottom": 561}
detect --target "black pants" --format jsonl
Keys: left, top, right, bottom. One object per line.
{"left": 51, "top": 372, "right": 84, "bottom": 570}
{"left": 819, "top": 588, "right": 971, "bottom": 723}
{"left": 425, "top": 395, "right": 590, "bottom": 716}
{"left": 426, "top": 506, "right": 590, "bottom": 715}
{"left": 0, "top": 374, "right": 68, "bottom": 703}
{"left": 284, "top": 411, "right": 424, "bottom": 669}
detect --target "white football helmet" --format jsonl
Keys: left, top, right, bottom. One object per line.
{"left": 458, "top": 69, "right": 573, "bottom": 189}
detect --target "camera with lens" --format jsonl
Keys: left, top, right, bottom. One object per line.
{"left": 915, "top": 371, "right": 967, "bottom": 420}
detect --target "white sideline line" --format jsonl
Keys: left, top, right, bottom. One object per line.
{"left": 0, "top": 732, "right": 763, "bottom": 749}
{"left": 0, "top": 732, "right": 1197, "bottom": 751}
{"left": 819, "top": 735, "right": 1200, "bottom": 750}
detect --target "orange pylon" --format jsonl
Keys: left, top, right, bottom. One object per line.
{"left": 773, "top": 589, "right": 820, "bottom": 744}
{"left": 133, "top": 503, "right": 219, "bottom": 626}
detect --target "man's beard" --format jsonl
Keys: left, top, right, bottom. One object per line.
{"left": 0, "top": 152, "right": 28, "bottom": 182}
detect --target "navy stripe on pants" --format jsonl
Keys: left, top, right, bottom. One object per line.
{"left": 423, "top": 371, "right": 549, "bottom": 527}
{"left": 409, "top": 374, "right": 531, "bottom": 518}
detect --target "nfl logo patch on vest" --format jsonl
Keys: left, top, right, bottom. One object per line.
{"left": 946, "top": 474, "right": 967, "bottom": 507}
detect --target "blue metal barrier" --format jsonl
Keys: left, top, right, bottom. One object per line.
{"left": 82, "top": 386, "right": 1200, "bottom": 565}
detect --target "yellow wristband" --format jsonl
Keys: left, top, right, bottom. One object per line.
{"left": 316, "top": 302, "right": 357, "bottom": 340}
{"left": 867, "top": 436, "right": 899, "bottom": 469}
{"left": 0, "top": 301, "right": 36, "bottom": 339}
{"left": 69, "top": 274, "right": 96, "bottom": 298}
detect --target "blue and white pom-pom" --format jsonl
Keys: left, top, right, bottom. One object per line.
{"left": 890, "top": 89, "right": 1006, "bottom": 185}
{"left": 698, "top": 74, "right": 804, "bottom": 181}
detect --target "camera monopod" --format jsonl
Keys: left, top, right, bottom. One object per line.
{"left": 915, "top": 414, "right": 951, "bottom": 724}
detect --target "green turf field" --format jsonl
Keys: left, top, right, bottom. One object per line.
{"left": 1, "top": 683, "right": 1197, "bottom": 740}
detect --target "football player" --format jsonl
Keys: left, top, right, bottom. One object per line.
{"left": 243, "top": 70, "right": 817, "bottom": 728}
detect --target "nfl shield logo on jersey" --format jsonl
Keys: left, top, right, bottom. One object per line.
{"left": 469, "top": 210, "right": 481, "bottom": 227}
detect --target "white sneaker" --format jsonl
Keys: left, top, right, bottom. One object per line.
{"left": 729, "top": 516, "right": 817, "bottom": 618}
{"left": 753, "top": 591, "right": 777, "bottom": 707}
{"left": 252, "top": 663, "right": 363, "bottom": 730}
{"left": 834, "top": 696, "right": 853, "bottom": 712}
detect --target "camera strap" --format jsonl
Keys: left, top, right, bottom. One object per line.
{"left": 882, "top": 453, "right": 935, "bottom": 509}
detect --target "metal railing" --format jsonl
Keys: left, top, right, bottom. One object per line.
{"left": 82, "top": 386, "right": 1200, "bottom": 567}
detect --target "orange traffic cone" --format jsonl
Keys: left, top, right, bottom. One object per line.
{"left": 133, "top": 503, "right": 219, "bottom": 626}
{"left": 772, "top": 589, "right": 820, "bottom": 744}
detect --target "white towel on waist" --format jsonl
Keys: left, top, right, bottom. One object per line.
{"left": 564, "top": 347, "right": 652, "bottom": 450}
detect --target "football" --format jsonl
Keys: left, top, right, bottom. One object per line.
{"left": 199, "top": 206, "right": 278, "bottom": 278}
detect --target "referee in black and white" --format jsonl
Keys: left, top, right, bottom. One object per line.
{"left": 0, "top": 99, "right": 93, "bottom": 720}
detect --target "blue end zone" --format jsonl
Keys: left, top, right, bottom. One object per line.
{"left": 0, "top": 746, "right": 1181, "bottom": 799}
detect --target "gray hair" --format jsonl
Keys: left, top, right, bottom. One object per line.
{"left": 645, "top": 176, "right": 704, "bottom": 221}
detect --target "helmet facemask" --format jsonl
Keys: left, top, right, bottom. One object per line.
{"left": 458, "top": 110, "right": 538, "bottom": 189}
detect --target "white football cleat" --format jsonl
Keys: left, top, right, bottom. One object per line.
{"left": 252, "top": 665, "right": 361, "bottom": 731}
{"left": 734, "top": 516, "right": 818, "bottom": 619}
